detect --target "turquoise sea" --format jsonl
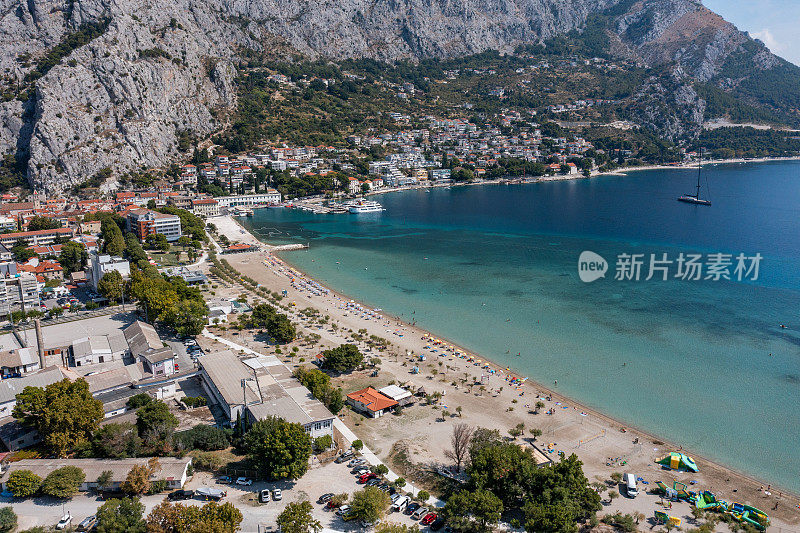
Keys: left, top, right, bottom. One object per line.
{"left": 239, "top": 161, "right": 800, "bottom": 492}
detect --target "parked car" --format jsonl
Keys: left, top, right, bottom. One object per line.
{"left": 348, "top": 458, "right": 365, "bottom": 467}
{"left": 430, "top": 518, "right": 446, "bottom": 531}
{"left": 56, "top": 513, "right": 72, "bottom": 530}
{"left": 196, "top": 487, "right": 226, "bottom": 501}
{"left": 168, "top": 489, "right": 194, "bottom": 501}
{"left": 335, "top": 452, "right": 355, "bottom": 463}
{"left": 335, "top": 505, "right": 351, "bottom": 516}
{"left": 358, "top": 473, "right": 378, "bottom": 484}
{"left": 76, "top": 515, "right": 96, "bottom": 532}
{"left": 405, "top": 502, "right": 420, "bottom": 516}
{"left": 184, "top": 339, "right": 197, "bottom": 346}
{"left": 342, "top": 510, "right": 358, "bottom": 522}
{"left": 272, "top": 489, "right": 282, "bottom": 501}
{"left": 235, "top": 477, "right": 252, "bottom": 486}
{"left": 353, "top": 466, "right": 370, "bottom": 475}
{"left": 318, "top": 493, "right": 335, "bottom": 504}
{"left": 217, "top": 476, "right": 232, "bottom": 484}
{"left": 421, "top": 513, "right": 438, "bottom": 526}
{"left": 413, "top": 507, "right": 429, "bottom": 520}
{"left": 259, "top": 489, "right": 270, "bottom": 503}
{"left": 365, "top": 478, "right": 381, "bottom": 487}
{"left": 377, "top": 483, "right": 390, "bottom": 492}
{"left": 392, "top": 495, "right": 410, "bottom": 513}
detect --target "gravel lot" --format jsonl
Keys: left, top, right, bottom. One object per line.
{"left": 3, "top": 458, "right": 435, "bottom": 532}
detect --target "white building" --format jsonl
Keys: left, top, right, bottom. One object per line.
{"left": 71, "top": 333, "right": 129, "bottom": 367}
{"left": 88, "top": 252, "right": 130, "bottom": 290}
{"left": 199, "top": 350, "right": 334, "bottom": 437}
{"left": 191, "top": 198, "right": 220, "bottom": 217}
{"left": 216, "top": 191, "right": 282, "bottom": 208}
{"left": 0, "top": 264, "right": 40, "bottom": 317}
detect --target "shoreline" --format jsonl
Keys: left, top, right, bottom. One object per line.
{"left": 270, "top": 247, "right": 799, "bottom": 502}
{"left": 355, "top": 155, "right": 800, "bottom": 198}
{"left": 219, "top": 213, "right": 800, "bottom": 507}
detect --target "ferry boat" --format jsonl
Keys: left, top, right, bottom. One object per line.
{"left": 347, "top": 200, "right": 385, "bottom": 213}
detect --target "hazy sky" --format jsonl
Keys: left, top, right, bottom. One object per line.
{"left": 705, "top": 0, "right": 800, "bottom": 65}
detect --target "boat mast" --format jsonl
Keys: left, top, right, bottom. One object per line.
{"left": 696, "top": 147, "right": 702, "bottom": 199}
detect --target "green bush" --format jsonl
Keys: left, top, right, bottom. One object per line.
{"left": 182, "top": 396, "right": 207, "bottom": 408}
{"left": 0, "top": 507, "right": 16, "bottom": 533}
{"left": 313, "top": 434, "right": 333, "bottom": 452}
{"left": 146, "top": 480, "right": 169, "bottom": 495}
{"left": 127, "top": 393, "right": 153, "bottom": 409}
{"left": 193, "top": 452, "right": 225, "bottom": 472}
{"left": 40, "top": 466, "right": 85, "bottom": 498}
{"left": 6, "top": 470, "right": 41, "bottom": 498}
{"left": 175, "top": 425, "right": 230, "bottom": 451}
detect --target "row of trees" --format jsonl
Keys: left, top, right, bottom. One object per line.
{"left": 7, "top": 466, "right": 85, "bottom": 499}
{"left": 95, "top": 498, "right": 242, "bottom": 533}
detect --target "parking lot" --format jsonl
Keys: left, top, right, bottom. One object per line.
{"left": 2, "top": 457, "right": 441, "bottom": 532}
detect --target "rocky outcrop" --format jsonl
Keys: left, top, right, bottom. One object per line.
{"left": 0, "top": 0, "right": 795, "bottom": 191}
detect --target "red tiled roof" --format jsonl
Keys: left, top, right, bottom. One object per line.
{"left": 1, "top": 227, "right": 74, "bottom": 239}
{"left": 346, "top": 387, "right": 398, "bottom": 412}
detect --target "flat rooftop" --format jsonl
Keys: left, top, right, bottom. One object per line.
{"left": 16, "top": 311, "right": 138, "bottom": 350}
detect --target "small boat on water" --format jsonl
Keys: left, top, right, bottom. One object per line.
{"left": 678, "top": 148, "right": 712, "bottom": 206}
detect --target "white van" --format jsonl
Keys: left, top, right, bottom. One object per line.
{"left": 392, "top": 495, "right": 410, "bottom": 512}
{"left": 623, "top": 473, "right": 638, "bottom": 497}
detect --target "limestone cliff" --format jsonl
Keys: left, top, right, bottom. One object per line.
{"left": 0, "top": 0, "right": 795, "bottom": 191}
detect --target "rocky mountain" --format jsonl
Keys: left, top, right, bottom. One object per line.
{"left": 1, "top": 0, "right": 798, "bottom": 192}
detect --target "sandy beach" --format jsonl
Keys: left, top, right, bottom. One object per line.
{"left": 208, "top": 214, "right": 800, "bottom": 530}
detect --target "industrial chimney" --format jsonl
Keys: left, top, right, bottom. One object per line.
{"left": 34, "top": 319, "right": 45, "bottom": 369}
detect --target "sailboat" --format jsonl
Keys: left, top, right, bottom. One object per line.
{"left": 678, "top": 148, "right": 711, "bottom": 206}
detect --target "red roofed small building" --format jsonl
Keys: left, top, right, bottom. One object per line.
{"left": 346, "top": 387, "right": 398, "bottom": 418}
{"left": 222, "top": 243, "right": 257, "bottom": 254}
{"left": 19, "top": 260, "right": 63, "bottom": 281}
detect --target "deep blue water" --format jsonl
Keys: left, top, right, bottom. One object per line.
{"left": 240, "top": 160, "right": 800, "bottom": 491}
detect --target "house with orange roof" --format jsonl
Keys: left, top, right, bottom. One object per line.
{"left": 19, "top": 259, "right": 63, "bottom": 281}
{"left": 346, "top": 387, "right": 398, "bottom": 418}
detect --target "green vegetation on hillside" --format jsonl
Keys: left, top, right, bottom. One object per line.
{"left": 698, "top": 127, "right": 800, "bottom": 159}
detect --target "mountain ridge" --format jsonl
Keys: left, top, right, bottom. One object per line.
{"left": 1, "top": 0, "right": 798, "bottom": 192}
